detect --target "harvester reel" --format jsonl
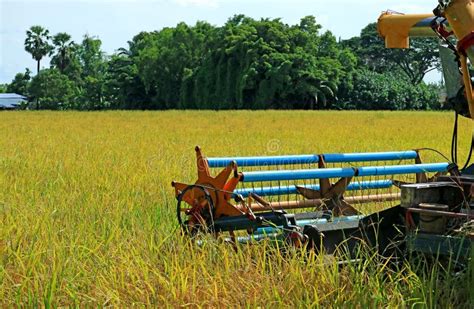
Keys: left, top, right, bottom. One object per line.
{"left": 175, "top": 184, "right": 216, "bottom": 235}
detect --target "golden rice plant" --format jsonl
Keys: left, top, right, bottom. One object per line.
{"left": 0, "top": 111, "right": 472, "bottom": 306}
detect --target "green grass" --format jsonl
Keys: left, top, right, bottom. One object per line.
{"left": 0, "top": 110, "right": 473, "bottom": 306}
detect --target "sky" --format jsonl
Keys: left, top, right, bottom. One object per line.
{"left": 0, "top": 0, "right": 438, "bottom": 84}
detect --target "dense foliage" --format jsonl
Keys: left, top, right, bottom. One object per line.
{"left": 339, "top": 70, "right": 441, "bottom": 110}
{"left": 8, "top": 17, "right": 443, "bottom": 110}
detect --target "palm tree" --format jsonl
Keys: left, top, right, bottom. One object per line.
{"left": 51, "top": 32, "right": 75, "bottom": 73}
{"left": 298, "top": 73, "right": 338, "bottom": 109}
{"left": 24, "top": 25, "right": 54, "bottom": 75}
{"left": 313, "top": 80, "right": 338, "bottom": 109}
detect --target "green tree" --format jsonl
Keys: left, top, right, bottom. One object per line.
{"left": 299, "top": 15, "right": 322, "bottom": 35}
{"left": 51, "top": 32, "right": 76, "bottom": 73}
{"left": 104, "top": 54, "right": 147, "bottom": 109}
{"left": 24, "top": 26, "right": 54, "bottom": 74}
{"left": 76, "top": 34, "right": 107, "bottom": 109}
{"left": 135, "top": 22, "right": 215, "bottom": 109}
{"left": 6, "top": 68, "right": 32, "bottom": 96}
{"left": 346, "top": 69, "right": 439, "bottom": 110}
{"left": 28, "top": 69, "right": 75, "bottom": 109}
{"left": 189, "top": 15, "right": 346, "bottom": 109}
{"left": 122, "top": 15, "right": 353, "bottom": 110}
{"left": 0, "top": 84, "right": 6, "bottom": 93}
{"left": 78, "top": 35, "right": 105, "bottom": 77}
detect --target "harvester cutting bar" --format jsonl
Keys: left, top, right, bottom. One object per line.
{"left": 253, "top": 215, "right": 364, "bottom": 236}
{"left": 248, "top": 193, "right": 401, "bottom": 212}
{"left": 234, "top": 179, "right": 393, "bottom": 197}
{"left": 178, "top": 192, "right": 401, "bottom": 213}
{"left": 207, "top": 150, "right": 418, "bottom": 167}
{"left": 240, "top": 163, "right": 449, "bottom": 182}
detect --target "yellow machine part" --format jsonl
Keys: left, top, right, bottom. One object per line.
{"left": 377, "top": 13, "right": 435, "bottom": 48}
{"left": 443, "top": 0, "right": 474, "bottom": 112}
{"left": 444, "top": 0, "right": 474, "bottom": 47}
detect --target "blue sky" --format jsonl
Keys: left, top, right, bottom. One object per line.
{"left": 0, "top": 0, "right": 437, "bottom": 83}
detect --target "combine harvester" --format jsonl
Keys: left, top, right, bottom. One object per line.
{"left": 172, "top": 0, "right": 474, "bottom": 260}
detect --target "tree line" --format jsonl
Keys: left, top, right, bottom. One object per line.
{"left": 2, "top": 15, "right": 444, "bottom": 110}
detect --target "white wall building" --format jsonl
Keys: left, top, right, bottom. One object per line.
{"left": 0, "top": 93, "right": 27, "bottom": 109}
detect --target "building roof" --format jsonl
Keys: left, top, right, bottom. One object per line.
{"left": 0, "top": 93, "right": 27, "bottom": 109}
{"left": 0, "top": 93, "right": 27, "bottom": 99}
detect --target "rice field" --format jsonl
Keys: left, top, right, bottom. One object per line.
{"left": 1, "top": 110, "right": 473, "bottom": 307}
